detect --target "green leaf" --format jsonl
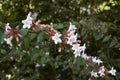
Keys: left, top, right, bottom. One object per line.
{"left": 81, "top": 28, "right": 86, "bottom": 36}
{"left": 54, "top": 23, "right": 64, "bottom": 29}
{"left": 24, "top": 37, "right": 30, "bottom": 49}
{"left": 80, "top": 20, "right": 87, "bottom": 26}
{"left": 37, "top": 33, "right": 44, "bottom": 43}
{"left": 0, "top": 34, "right": 8, "bottom": 42}
{"left": 29, "top": 33, "right": 37, "bottom": 40}
{"left": 19, "top": 28, "right": 28, "bottom": 36}
{"left": 109, "top": 42, "right": 116, "bottom": 48}
{"left": 1, "top": 49, "right": 6, "bottom": 54}
{"left": 102, "top": 35, "right": 111, "bottom": 42}
{"left": 93, "top": 32, "right": 102, "bottom": 40}
{"left": 75, "top": 57, "right": 86, "bottom": 67}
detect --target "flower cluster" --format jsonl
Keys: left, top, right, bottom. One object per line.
{"left": 4, "top": 23, "right": 22, "bottom": 46}
{"left": 4, "top": 12, "right": 117, "bottom": 78}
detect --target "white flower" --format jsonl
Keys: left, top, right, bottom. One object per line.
{"left": 108, "top": 67, "right": 116, "bottom": 76}
{"left": 82, "top": 7, "right": 87, "bottom": 11}
{"left": 90, "top": 71, "right": 98, "bottom": 77}
{"left": 5, "top": 23, "right": 11, "bottom": 31}
{"left": 4, "top": 38, "right": 12, "bottom": 46}
{"left": 92, "top": 57, "right": 103, "bottom": 65}
{"left": 73, "top": 47, "right": 81, "bottom": 58}
{"left": 96, "top": 58, "right": 103, "bottom": 65}
{"left": 98, "top": 66, "right": 105, "bottom": 77}
{"left": 72, "top": 44, "right": 80, "bottom": 51}
{"left": 72, "top": 44, "right": 86, "bottom": 58}
{"left": 81, "top": 53, "right": 91, "bottom": 60}
{"left": 22, "top": 12, "right": 33, "bottom": 29}
{"left": 69, "top": 30, "right": 76, "bottom": 36}
{"left": 79, "top": 44, "right": 86, "bottom": 54}
{"left": 35, "top": 63, "right": 40, "bottom": 67}
{"left": 92, "top": 57, "right": 97, "bottom": 63}
{"left": 67, "top": 34, "right": 77, "bottom": 45}
{"left": 52, "top": 32, "right": 62, "bottom": 44}
{"left": 68, "top": 22, "right": 76, "bottom": 31}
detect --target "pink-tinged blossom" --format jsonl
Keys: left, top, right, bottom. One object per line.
{"left": 72, "top": 44, "right": 80, "bottom": 51}
{"left": 68, "top": 22, "right": 76, "bottom": 32}
{"left": 67, "top": 34, "right": 77, "bottom": 45}
{"left": 4, "top": 38, "right": 12, "bottom": 46}
{"left": 108, "top": 67, "right": 116, "bottom": 76}
{"left": 73, "top": 47, "right": 81, "bottom": 57}
{"left": 5, "top": 23, "right": 11, "bottom": 32}
{"left": 79, "top": 44, "right": 86, "bottom": 54}
{"left": 22, "top": 12, "right": 33, "bottom": 29}
{"left": 92, "top": 57, "right": 103, "bottom": 65}
{"left": 52, "top": 32, "right": 62, "bottom": 44}
{"left": 69, "top": 30, "right": 76, "bottom": 36}
{"left": 98, "top": 66, "right": 105, "bottom": 77}
{"left": 81, "top": 53, "right": 91, "bottom": 60}
{"left": 90, "top": 71, "right": 98, "bottom": 77}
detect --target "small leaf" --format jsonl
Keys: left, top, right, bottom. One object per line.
{"left": 19, "top": 28, "right": 28, "bottom": 36}
{"left": 93, "top": 32, "right": 102, "bottom": 40}
{"left": 81, "top": 28, "right": 86, "bottom": 36}
{"left": 75, "top": 57, "right": 86, "bottom": 66}
{"left": 109, "top": 42, "right": 116, "bottom": 48}
{"left": 102, "top": 35, "right": 111, "bottom": 42}
{"left": 80, "top": 20, "right": 87, "bottom": 26}
{"left": 54, "top": 23, "right": 64, "bottom": 29}
{"left": 24, "top": 37, "right": 30, "bottom": 49}
{"left": 1, "top": 49, "right": 6, "bottom": 54}
{"left": 37, "top": 33, "right": 44, "bottom": 43}
{"left": 29, "top": 33, "right": 36, "bottom": 40}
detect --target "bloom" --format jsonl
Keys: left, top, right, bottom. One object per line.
{"left": 108, "top": 67, "right": 116, "bottom": 76}
{"left": 90, "top": 71, "right": 98, "bottom": 77}
{"left": 52, "top": 32, "right": 62, "bottom": 44}
{"left": 68, "top": 22, "right": 76, "bottom": 32}
{"left": 5, "top": 23, "right": 11, "bottom": 32}
{"left": 92, "top": 57, "right": 103, "bottom": 65}
{"left": 98, "top": 66, "right": 105, "bottom": 77}
{"left": 67, "top": 34, "right": 78, "bottom": 45}
{"left": 22, "top": 12, "right": 33, "bottom": 29}
{"left": 4, "top": 38, "right": 12, "bottom": 46}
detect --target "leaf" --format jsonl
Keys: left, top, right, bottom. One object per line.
{"left": 53, "top": 23, "right": 64, "bottom": 29}
{"left": 0, "top": 34, "right": 8, "bottom": 43}
{"left": 37, "top": 33, "right": 44, "bottom": 43}
{"left": 24, "top": 37, "right": 30, "bottom": 49}
{"left": 93, "top": 32, "right": 102, "bottom": 40}
{"left": 19, "top": 28, "right": 28, "bottom": 36}
{"left": 1, "top": 49, "right": 6, "bottom": 54}
{"left": 80, "top": 20, "right": 87, "bottom": 26}
{"left": 109, "top": 42, "right": 116, "bottom": 48}
{"left": 81, "top": 28, "right": 86, "bottom": 36}
{"left": 29, "top": 33, "right": 37, "bottom": 40}
{"left": 75, "top": 57, "right": 86, "bottom": 67}
{"left": 102, "top": 35, "right": 111, "bottom": 42}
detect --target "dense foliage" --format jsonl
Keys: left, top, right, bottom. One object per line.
{"left": 0, "top": 0, "right": 120, "bottom": 80}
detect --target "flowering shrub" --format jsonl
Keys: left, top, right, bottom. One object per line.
{"left": 0, "top": 12, "right": 118, "bottom": 80}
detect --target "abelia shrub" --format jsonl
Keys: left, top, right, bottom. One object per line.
{"left": 0, "top": 12, "right": 117, "bottom": 80}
